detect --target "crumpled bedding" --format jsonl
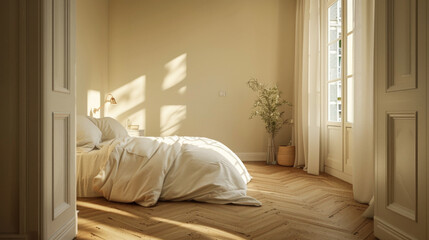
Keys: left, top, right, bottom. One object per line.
{"left": 93, "top": 136, "right": 261, "bottom": 207}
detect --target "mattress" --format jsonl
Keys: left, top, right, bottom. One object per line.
{"left": 76, "top": 141, "right": 113, "bottom": 197}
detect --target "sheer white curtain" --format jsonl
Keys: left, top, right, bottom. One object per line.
{"left": 351, "top": 0, "right": 375, "bottom": 204}
{"left": 293, "top": 0, "right": 321, "bottom": 175}
{"left": 295, "top": 0, "right": 375, "bottom": 206}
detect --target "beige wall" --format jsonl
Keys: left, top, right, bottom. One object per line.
{"left": 76, "top": 0, "right": 109, "bottom": 117}
{"left": 107, "top": 0, "right": 296, "bottom": 152}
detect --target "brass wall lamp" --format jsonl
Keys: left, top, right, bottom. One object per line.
{"left": 92, "top": 94, "right": 117, "bottom": 114}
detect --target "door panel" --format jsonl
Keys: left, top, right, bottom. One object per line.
{"left": 374, "top": 0, "right": 427, "bottom": 239}
{"left": 52, "top": 112, "right": 71, "bottom": 219}
{"left": 386, "top": 112, "right": 417, "bottom": 221}
{"left": 326, "top": 125, "right": 343, "bottom": 170}
{"left": 42, "top": 0, "right": 76, "bottom": 239}
{"left": 53, "top": 0, "right": 71, "bottom": 93}
{"left": 387, "top": 0, "right": 416, "bottom": 91}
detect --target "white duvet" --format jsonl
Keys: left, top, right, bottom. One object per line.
{"left": 92, "top": 136, "right": 261, "bottom": 207}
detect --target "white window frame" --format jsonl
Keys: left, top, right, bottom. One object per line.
{"left": 321, "top": 0, "right": 354, "bottom": 182}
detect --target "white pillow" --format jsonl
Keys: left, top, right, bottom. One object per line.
{"left": 76, "top": 115, "right": 102, "bottom": 149}
{"left": 88, "top": 116, "right": 129, "bottom": 141}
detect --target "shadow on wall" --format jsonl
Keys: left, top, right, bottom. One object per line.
{"left": 86, "top": 53, "right": 188, "bottom": 136}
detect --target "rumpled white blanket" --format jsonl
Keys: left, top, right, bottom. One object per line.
{"left": 93, "top": 136, "right": 261, "bottom": 207}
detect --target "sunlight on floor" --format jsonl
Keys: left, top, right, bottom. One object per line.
{"left": 151, "top": 217, "right": 245, "bottom": 240}
{"left": 77, "top": 200, "right": 139, "bottom": 219}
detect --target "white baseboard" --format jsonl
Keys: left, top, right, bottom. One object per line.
{"left": 374, "top": 217, "right": 415, "bottom": 240}
{"left": 49, "top": 217, "right": 76, "bottom": 240}
{"left": 324, "top": 166, "right": 352, "bottom": 184}
{"left": 235, "top": 152, "right": 266, "bottom": 162}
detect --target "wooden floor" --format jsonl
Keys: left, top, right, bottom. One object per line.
{"left": 77, "top": 162, "right": 375, "bottom": 240}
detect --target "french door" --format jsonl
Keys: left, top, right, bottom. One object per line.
{"left": 323, "top": 0, "right": 354, "bottom": 183}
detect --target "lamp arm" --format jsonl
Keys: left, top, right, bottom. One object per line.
{"left": 92, "top": 94, "right": 117, "bottom": 114}
{"left": 92, "top": 105, "right": 104, "bottom": 114}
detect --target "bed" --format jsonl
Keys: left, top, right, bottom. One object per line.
{"left": 76, "top": 115, "right": 261, "bottom": 207}
{"left": 76, "top": 141, "right": 112, "bottom": 197}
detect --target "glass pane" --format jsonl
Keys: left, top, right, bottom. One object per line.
{"left": 328, "top": 1, "right": 342, "bottom": 42}
{"left": 328, "top": 40, "right": 342, "bottom": 81}
{"left": 347, "top": 77, "right": 354, "bottom": 123}
{"left": 328, "top": 81, "right": 342, "bottom": 122}
{"left": 328, "top": 0, "right": 342, "bottom": 42}
{"left": 347, "top": 0, "right": 354, "bottom": 33}
{"left": 347, "top": 33, "right": 353, "bottom": 76}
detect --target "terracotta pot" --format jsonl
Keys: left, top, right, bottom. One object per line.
{"left": 277, "top": 145, "right": 295, "bottom": 166}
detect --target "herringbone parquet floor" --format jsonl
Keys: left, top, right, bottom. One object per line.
{"left": 77, "top": 162, "right": 375, "bottom": 240}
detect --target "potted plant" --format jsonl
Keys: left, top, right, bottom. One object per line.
{"left": 247, "top": 78, "right": 292, "bottom": 165}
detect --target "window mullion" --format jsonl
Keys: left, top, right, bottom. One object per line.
{"left": 342, "top": 0, "right": 347, "bottom": 127}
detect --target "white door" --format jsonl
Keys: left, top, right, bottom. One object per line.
{"left": 374, "top": 0, "right": 427, "bottom": 239}
{"left": 323, "top": 0, "right": 354, "bottom": 183}
{"left": 42, "top": 0, "right": 77, "bottom": 239}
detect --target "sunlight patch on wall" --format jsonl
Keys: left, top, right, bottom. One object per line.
{"left": 106, "top": 76, "right": 146, "bottom": 118}
{"left": 160, "top": 105, "right": 187, "bottom": 136}
{"left": 178, "top": 86, "right": 187, "bottom": 95}
{"left": 162, "top": 53, "right": 187, "bottom": 90}
{"left": 87, "top": 90, "right": 100, "bottom": 117}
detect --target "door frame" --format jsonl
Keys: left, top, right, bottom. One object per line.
{"left": 11, "top": 0, "right": 44, "bottom": 239}
{"left": 28, "top": 0, "right": 43, "bottom": 238}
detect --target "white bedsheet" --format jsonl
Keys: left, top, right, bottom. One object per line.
{"left": 76, "top": 141, "right": 114, "bottom": 197}
{"left": 93, "top": 136, "right": 261, "bottom": 207}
